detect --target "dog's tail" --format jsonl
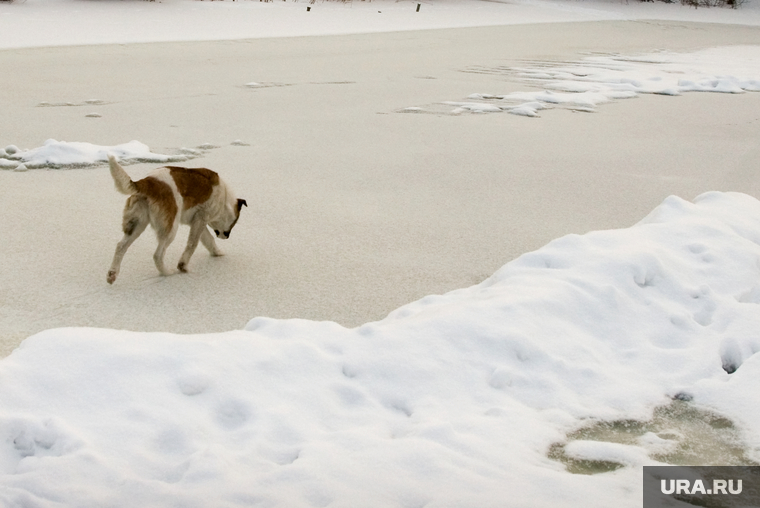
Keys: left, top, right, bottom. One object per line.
{"left": 108, "top": 154, "right": 138, "bottom": 195}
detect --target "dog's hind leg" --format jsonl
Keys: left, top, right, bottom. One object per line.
{"left": 200, "top": 227, "right": 224, "bottom": 257}
{"left": 152, "top": 226, "right": 178, "bottom": 276}
{"left": 108, "top": 197, "right": 149, "bottom": 284}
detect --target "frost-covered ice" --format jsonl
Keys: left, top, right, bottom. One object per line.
{"left": 2, "top": 192, "right": 760, "bottom": 506}
{"left": 405, "top": 46, "right": 760, "bottom": 117}
{"left": 0, "top": 139, "right": 193, "bottom": 170}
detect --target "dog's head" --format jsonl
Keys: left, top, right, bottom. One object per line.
{"left": 211, "top": 198, "right": 247, "bottom": 239}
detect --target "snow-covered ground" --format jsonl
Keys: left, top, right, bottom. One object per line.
{"left": 2, "top": 0, "right": 760, "bottom": 506}
{"left": 3, "top": 192, "right": 760, "bottom": 507}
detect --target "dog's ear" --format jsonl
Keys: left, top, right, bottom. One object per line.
{"left": 237, "top": 199, "right": 247, "bottom": 211}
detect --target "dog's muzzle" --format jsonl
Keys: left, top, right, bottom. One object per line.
{"left": 214, "top": 229, "right": 230, "bottom": 239}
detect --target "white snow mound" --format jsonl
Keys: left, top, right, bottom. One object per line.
{"left": 0, "top": 139, "right": 189, "bottom": 170}
{"left": 1, "top": 192, "right": 760, "bottom": 507}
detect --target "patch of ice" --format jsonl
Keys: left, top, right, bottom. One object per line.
{"left": 410, "top": 46, "right": 760, "bottom": 118}
{"left": 508, "top": 103, "right": 542, "bottom": 117}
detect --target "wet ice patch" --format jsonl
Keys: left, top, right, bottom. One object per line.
{"left": 0, "top": 139, "right": 194, "bottom": 170}
{"left": 402, "top": 46, "right": 760, "bottom": 117}
{"left": 549, "top": 400, "right": 757, "bottom": 475}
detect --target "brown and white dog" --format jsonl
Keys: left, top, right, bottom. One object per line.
{"left": 106, "top": 154, "right": 246, "bottom": 284}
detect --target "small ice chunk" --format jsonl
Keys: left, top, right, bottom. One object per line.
{"left": 564, "top": 440, "right": 649, "bottom": 466}
{"left": 467, "top": 93, "right": 504, "bottom": 100}
{"left": 638, "top": 431, "right": 680, "bottom": 455}
{"left": 603, "top": 91, "right": 638, "bottom": 100}
{"left": 442, "top": 102, "right": 503, "bottom": 113}
{"left": 521, "top": 101, "right": 546, "bottom": 111}
{"left": 5, "top": 145, "right": 19, "bottom": 155}
{"left": 653, "top": 88, "right": 680, "bottom": 96}
{"left": 85, "top": 113, "right": 102, "bottom": 118}
{"left": 546, "top": 82, "right": 599, "bottom": 93}
{"left": 14, "top": 163, "right": 29, "bottom": 172}
{"left": 520, "top": 72, "right": 553, "bottom": 79}
{"left": 570, "top": 106, "right": 596, "bottom": 113}
{"left": 508, "top": 106, "right": 539, "bottom": 117}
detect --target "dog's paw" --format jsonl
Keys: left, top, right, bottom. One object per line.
{"left": 106, "top": 270, "right": 117, "bottom": 284}
{"left": 212, "top": 249, "right": 224, "bottom": 257}
{"left": 177, "top": 261, "right": 188, "bottom": 273}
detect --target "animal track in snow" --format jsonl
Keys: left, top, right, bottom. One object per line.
{"left": 215, "top": 399, "right": 253, "bottom": 430}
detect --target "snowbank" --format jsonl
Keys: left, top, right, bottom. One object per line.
{"left": 1, "top": 191, "right": 759, "bottom": 507}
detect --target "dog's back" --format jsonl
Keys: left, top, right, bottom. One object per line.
{"left": 108, "top": 156, "right": 227, "bottom": 218}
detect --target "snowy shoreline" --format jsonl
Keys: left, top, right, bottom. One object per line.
{"left": 2, "top": 191, "right": 760, "bottom": 506}
{"left": 1, "top": 0, "right": 760, "bottom": 50}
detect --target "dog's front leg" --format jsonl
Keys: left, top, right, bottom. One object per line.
{"left": 200, "top": 227, "right": 224, "bottom": 257}
{"left": 153, "top": 240, "right": 174, "bottom": 276}
{"left": 178, "top": 220, "right": 206, "bottom": 272}
{"left": 152, "top": 220, "right": 178, "bottom": 276}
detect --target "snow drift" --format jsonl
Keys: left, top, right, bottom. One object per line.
{"left": 1, "top": 192, "right": 760, "bottom": 507}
